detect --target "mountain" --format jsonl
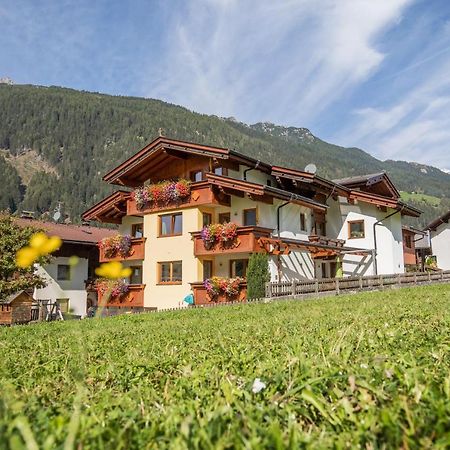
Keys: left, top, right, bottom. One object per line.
{"left": 0, "top": 83, "right": 449, "bottom": 228}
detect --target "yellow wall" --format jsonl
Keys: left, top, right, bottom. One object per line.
{"left": 142, "top": 207, "right": 203, "bottom": 309}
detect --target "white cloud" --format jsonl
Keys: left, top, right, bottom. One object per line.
{"left": 334, "top": 55, "right": 450, "bottom": 167}
{"left": 144, "top": 0, "right": 412, "bottom": 126}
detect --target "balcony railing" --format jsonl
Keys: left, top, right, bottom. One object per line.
{"left": 190, "top": 281, "right": 247, "bottom": 305}
{"left": 191, "top": 226, "right": 272, "bottom": 256}
{"left": 128, "top": 181, "right": 230, "bottom": 216}
{"left": 97, "top": 284, "right": 145, "bottom": 308}
{"left": 99, "top": 237, "right": 146, "bottom": 263}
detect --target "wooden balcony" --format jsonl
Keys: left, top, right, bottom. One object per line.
{"left": 191, "top": 226, "right": 272, "bottom": 256}
{"left": 190, "top": 281, "right": 247, "bottom": 305}
{"left": 127, "top": 181, "right": 230, "bottom": 216}
{"left": 99, "top": 237, "right": 146, "bottom": 263}
{"left": 98, "top": 284, "right": 145, "bottom": 308}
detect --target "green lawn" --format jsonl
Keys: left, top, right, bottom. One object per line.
{"left": 1, "top": 285, "right": 450, "bottom": 449}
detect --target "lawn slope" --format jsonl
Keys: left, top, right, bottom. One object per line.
{"left": 1, "top": 285, "right": 450, "bottom": 448}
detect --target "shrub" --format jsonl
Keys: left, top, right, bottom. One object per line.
{"left": 247, "top": 252, "right": 270, "bottom": 299}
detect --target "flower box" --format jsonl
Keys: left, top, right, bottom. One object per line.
{"left": 99, "top": 236, "right": 145, "bottom": 262}
{"left": 190, "top": 279, "right": 247, "bottom": 305}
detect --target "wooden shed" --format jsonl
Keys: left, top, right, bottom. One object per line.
{"left": 0, "top": 291, "right": 33, "bottom": 325}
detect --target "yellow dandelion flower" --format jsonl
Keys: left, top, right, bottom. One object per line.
{"left": 16, "top": 247, "right": 40, "bottom": 269}
{"left": 29, "top": 232, "right": 48, "bottom": 250}
{"left": 95, "top": 261, "right": 132, "bottom": 279}
{"left": 16, "top": 232, "right": 63, "bottom": 269}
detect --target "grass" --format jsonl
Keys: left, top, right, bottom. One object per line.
{"left": 400, "top": 191, "right": 441, "bottom": 206}
{"left": 1, "top": 284, "right": 450, "bottom": 449}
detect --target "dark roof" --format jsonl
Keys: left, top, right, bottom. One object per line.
{"left": 332, "top": 172, "right": 386, "bottom": 185}
{"left": 425, "top": 210, "right": 450, "bottom": 231}
{"left": 0, "top": 290, "right": 32, "bottom": 304}
{"left": 402, "top": 225, "right": 426, "bottom": 235}
{"left": 14, "top": 218, "right": 116, "bottom": 244}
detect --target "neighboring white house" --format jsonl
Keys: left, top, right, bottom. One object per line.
{"left": 15, "top": 218, "right": 115, "bottom": 316}
{"left": 425, "top": 211, "right": 450, "bottom": 270}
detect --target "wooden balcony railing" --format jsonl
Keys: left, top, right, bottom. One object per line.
{"left": 99, "top": 237, "right": 146, "bottom": 263}
{"left": 127, "top": 181, "right": 230, "bottom": 216}
{"left": 98, "top": 284, "right": 145, "bottom": 308}
{"left": 190, "top": 281, "right": 247, "bottom": 305}
{"left": 191, "top": 226, "right": 272, "bottom": 256}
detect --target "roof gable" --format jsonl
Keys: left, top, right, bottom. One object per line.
{"left": 333, "top": 172, "right": 400, "bottom": 199}
{"left": 103, "top": 136, "right": 271, "bottom": 187}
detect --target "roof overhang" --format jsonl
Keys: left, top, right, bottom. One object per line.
{"left": 271, "top": 166, "right": 349, "bottom": 196}
{"left": 349, "top": 191, "right": 421, "bottom": 217}
{"left": 425, "top": 210, "right": 450, "bottom": 231}
{"left": 103, "top": 136, "right": 271, "bottom": 186}
{"left": 205, "top": 173, "right": 328, "bottom": 212}
{"left": 333, "top": 172, "right": 400, "bottom": 199}
{"left": 82, "top": 190, "right": 130, "bottom": 224}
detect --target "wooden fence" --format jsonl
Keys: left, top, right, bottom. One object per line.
{"left": 265, "top": 270, "right": 450, "bottom": 299}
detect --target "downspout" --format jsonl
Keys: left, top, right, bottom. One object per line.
{"left": 243, "top": 160, "right": 261, "bottom": 181}
{"left": 373, "top": 206, "right": 404, "bottom": 275}
{"left": 275, "top": 199, "right": 291, "bottom": 281}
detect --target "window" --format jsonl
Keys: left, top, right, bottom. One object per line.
{"left": 159, "top": 213, "right": 182, "bottom": 236}
{"left": 202, "top": 212, "right": 212, "bottom": 227}
{"left": 158, "top": 261, "right": 182, "bottom": 284}
{"left": 218, "top": 212, "right": 231, "bottom": 224}
{"left": 214, "top": 166, "right": 227, "bottom": 176}
{"left": 300, "top": 213, "right": 306, "bottom": 232}
{"left": 57, "top": 298, "right": 69, "bottom": 313}
{"left": 230, "top": 259, "right": 248, "bottom": 278}
{"left": 131, "top": 223, "right": 143, "bottom": 238}
{"left": 190, "top": 170, "right": 203, "bottom": 182}
{"left": 404, "top": 234, "right": 412, "bottom": 249}
{"left": 348, "top": 220, "right": 365, "bottom": 239}
{"left": 243, "top": 208, "right": 257, "bottom": 226}
{"left": 203, "top": 260, "right": 213, "bottom": 280}
{"left": 57, "top": 264, "right": 70, "bottom": 281}
{"left": 129, "top": 266, "right": 143, "bottom": 284}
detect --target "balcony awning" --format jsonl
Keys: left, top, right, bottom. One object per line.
{"left": 258, "top": 236, "right": 372, "bottom": 259}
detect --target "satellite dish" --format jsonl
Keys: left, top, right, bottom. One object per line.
{"left": 53, "top": 211, "right": 61, "bottom": 222}
{"left": 305, "top": 163, "right": 317, "bottom": 174}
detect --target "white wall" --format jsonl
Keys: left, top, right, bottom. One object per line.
{"left": 431, "top": 224, "right": 450, "bottom": 269}
{"left": 34, "top": 256, "right": 89, "bottom": 317}
{"left": 327, "top": 197, "right": 404, "bottom": 276}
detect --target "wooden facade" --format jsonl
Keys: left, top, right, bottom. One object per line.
{"left": 0, "top": 291, "right": 33, "bottom": 325}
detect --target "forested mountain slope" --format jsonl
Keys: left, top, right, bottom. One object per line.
{"left": 0, "top": 84, "right": 448, "bottom": 227}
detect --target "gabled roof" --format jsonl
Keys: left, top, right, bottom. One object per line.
{"left": 14, "top": 218, "right": 116, "bottom": 244}
{"left": 82, "top": 190, "right": 130, "bottom": 224}
{"left": 103, "top": 136, "right": 272, "bottom": 186}
{"left": 205, "top": 173, "right": 328, "bottom": 211}
{"left": 333, "top": 172, "right": 400, "bottom": 198}
{"left": 0, "top": 290, "right": 32, "bottom": 305}
{"left": 271, "top": 166, "right": 349, "bottom": 196}
{"left": 425, "top": 210, "right": 450, "bottom": 231}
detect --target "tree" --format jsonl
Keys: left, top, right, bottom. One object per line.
{"left": 247, "top": 252, "right": 270, "bottom": 299}
{"left": 0, "top": 214, "right": 49, "bottom": 298}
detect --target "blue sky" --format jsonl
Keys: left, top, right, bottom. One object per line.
{"left": 1, "top": 0, "right": 450, "bottom": 169}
